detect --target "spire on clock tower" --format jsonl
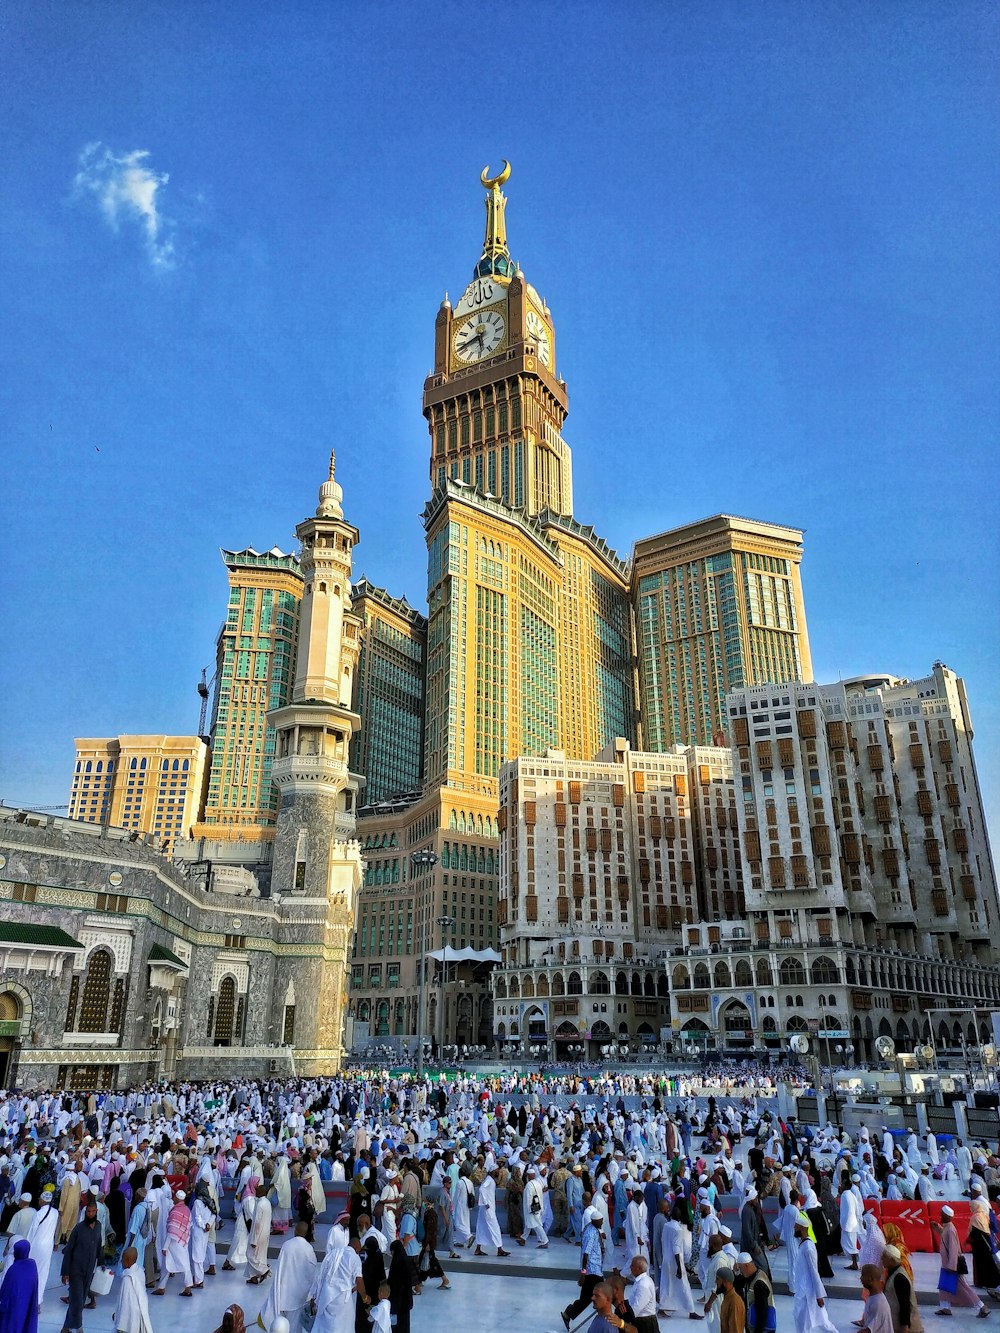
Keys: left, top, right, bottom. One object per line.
{"left": 475, "top": 161, "right": 515, "bottom": 281}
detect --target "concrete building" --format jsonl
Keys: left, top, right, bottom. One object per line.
{"left": 493, "top": 741, "right": 739, "bottom": 1060}
{"left": 350, "top": 786, "right": 499, "bottom": 1056}
{"left": 633, "top": 515, "right": 812, "bottom": 751}
{"left": 68, "top": 736, "right": 208, "bottom": 853}
{"left": 349, "top": 579, "right": 426, "bottom": 805}
{"left": 193, "top": 547, "right": 303, "bottom": 841}
{"left": 666, "top": 664, "right": 1000, "bottom": 1062}
{"left": 0, "top": 458, "right": 364, "bottom": 1088}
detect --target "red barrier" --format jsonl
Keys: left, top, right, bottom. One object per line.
{"left": 928, "top": 1200, "right": 974, "bottom": 1253}
{"left": 878, "top": 1199, "right": 935, "bottom": 1254}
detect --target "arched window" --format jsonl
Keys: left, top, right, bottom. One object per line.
{"left": 591, "top": 971, "right": 610, "bottom": 995}
{"left": 714, "top": 962, "right": 731, "bottom": 988}
{"left": 779, "top": 957, "right": 806, "bottom": 986}
{"left": 551, "top": 972, "right": 565, "bottom": 996}
{"left": 616, "top": 970, "right": 629, "bottom": 995}
{"left": 735, "top": 960, "right": 753, "bottom": 987}
{"left": 694, "top": 963, "right": 710, "bottom": 990}
{"left": 494, "top": 977, "right": 507, "bottom": 999}
{"left": 567, "top": 971, "right": 583, "bottom": 995}
{"left": 536, "top": 975, "right": 549, "bottom": 997}
{"left": 214, "top": 977, "right": 237, "bottom": 1046}
{"left": 522, "top": 976, "right": 535, "bottom": 998}
{"left": 78, "top": 949, "right": 113, "bottom": 1034}
{"left": 810, "top": 956, "right": 840, "bottom": 985}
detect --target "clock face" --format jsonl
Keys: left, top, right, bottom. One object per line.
{"left": 526, "top": 310, "right": 552, "bottom": 368}
{"left": 453, "top": 308, "right": 506, "bottom": 364}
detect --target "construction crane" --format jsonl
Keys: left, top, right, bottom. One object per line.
{"left": 1, "top": 802, "right": 70, "bottom": 812}
{"left": 197, "top": 667, "right": 218, "bottom": 737}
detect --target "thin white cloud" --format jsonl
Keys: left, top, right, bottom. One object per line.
{"left": 74, "top": 143, "right": 176, "bottom": 269}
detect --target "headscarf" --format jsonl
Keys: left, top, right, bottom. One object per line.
{"left": 211, "top": 1303, "right": 246, "bottom": 1333}
{"left": 880, "top": 1222, "right": 913, "bottom": 1281}
{"left": 0, "top": 1237, "right": 39, "bottom": 1333}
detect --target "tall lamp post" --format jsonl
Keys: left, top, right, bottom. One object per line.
{"left": 410, "top": 848, "right": 439, "bottom": 1077}
{"left": 437, "top": 914, "right": 455, "bottom": 1061}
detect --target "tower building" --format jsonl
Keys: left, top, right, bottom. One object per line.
{"left": 349, "top": 579, "right": 426, "bottom": 804}
{"left": 267, "top": 453, "right": 365, "bottom": 1067}
{"left": 633, "top": 514, "right": 812, "bottom": 750}
{"left": 193, "top": 547, "right": 302, "bottom": 840}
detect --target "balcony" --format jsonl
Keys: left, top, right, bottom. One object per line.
{"left": 271, "top": 754, "right": 349, "bottom": 787}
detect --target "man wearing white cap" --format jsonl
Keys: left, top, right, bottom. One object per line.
{"left": 25, "top": 1184, "right": 59, "bottom": 1305}
{"left": 840, "top": 1174, "right": 864, "bottom": 1270}
{"left": 561, "top": 1206, "right": 605, "bottom": 1330}
{"left": 696, "top": 1197, "right": 720, "bottom": 1289}
{"left": 792, "top": 1212, "right": 837, "bottom": 1333}
{"left": 524, "top": 1167, "right": 548, "bottom": 1248}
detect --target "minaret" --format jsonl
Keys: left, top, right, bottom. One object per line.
{"left": 268, "top": 453, "right": 364, "bottom": 1070}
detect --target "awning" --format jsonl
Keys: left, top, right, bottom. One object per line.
{"left": 0, "top": 922, "right": 83, "bottom": 949}
{"left": 148, "top": 943, "right": 187, "bottom": 969}
{"left": 427, "top": 947, "right": 501, "bottom": 963}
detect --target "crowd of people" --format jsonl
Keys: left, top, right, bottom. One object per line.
{"left": 0, "top": 1072, "right": 998, "bottom": 1333}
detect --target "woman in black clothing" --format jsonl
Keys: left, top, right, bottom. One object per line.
{"left": 388, "top": 1240, "right": 414, "bottom": 1333}
{"left": 106, "top": 1175, "right": 127, "bottom": 1262}
{"left": 356, "top": 1237, "right": 384, "bottom": 1333}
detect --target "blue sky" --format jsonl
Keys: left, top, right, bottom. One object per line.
{"left": 2, "top": 1, "right": 998, "bottom": 840}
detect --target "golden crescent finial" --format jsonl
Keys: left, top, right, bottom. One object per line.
{"left": 481, "top": 160, "right": 511, "bottom": 190}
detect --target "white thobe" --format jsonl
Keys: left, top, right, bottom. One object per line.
{"left": 113, "top": 1264, "right": 153, "bottom": 1333}
{"left": 839, "top": 1188, "right": 863, "bottom": 1257}
{"left": 792, "top": 1239, "right": 838, "bottom": 1333}
{"left": 658, "top": 1218, "right": 695, "bottom": 1314}
{"left": 260, "top": 1234, "right": 318, "bottom": 1333}
{"left": 25, "top": 1203, "right": 59, "bottom": 1304}
{"left": 474, "top": 1176, "right": 502, "bottom": 1249}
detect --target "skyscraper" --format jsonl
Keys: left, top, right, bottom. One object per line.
{"left": 194, "top": 547, "right": 302, "bottom": 840}
{"left": 349, "top": 578, "right": 426, "bottom": 804}
{"left": 633, "top": 514, "right": 812, "bottom": 750}
{"left": 68, "top": 735, "right": 208, "bottom": 852}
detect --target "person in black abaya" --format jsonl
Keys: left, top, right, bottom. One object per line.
{"left": 388, "top": 1240, "right": 414, "bottom": 1333}
{"left": 356, "top": 1236, "right": 384, "bottom": 1333}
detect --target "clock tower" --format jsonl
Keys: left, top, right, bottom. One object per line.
{"left": 424, "top": 163, "right": 573, "bottom": 518}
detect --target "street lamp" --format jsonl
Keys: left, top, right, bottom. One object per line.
{"left": 410, "top": 848, "right": 439, "bottom": 1078}
{"left": 437, "top": 914, "right": 455, "bottom": 1059}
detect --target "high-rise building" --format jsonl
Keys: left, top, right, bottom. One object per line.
{"left": 494, "top": 740, "right": 738, "bottom": 1058}
{"left": 633, "top": 515, "right": 812, "bottom": 750}
{"left": 68, "top": 735, "right": 208, "bottom": 851}
{"left": 420, "top": 166, "right": 634, "bottom": 792}
{"left": 349, "top": 578, "right": 426, "bottom": 804}
{"left": 664, "top": 663, "right": 1000, "bottom": 1063}
{"left": 193, "top": 547, "right": 302, "bottom": 841}
{"left": 352, "top": 165, "right": 637, "bottom": 1051}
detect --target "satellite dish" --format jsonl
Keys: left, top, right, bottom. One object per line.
{"left": 921, "top": 1044, "right": 936, "bottom": 1062}
{"left": 876, "top": 1035, "right": 896, "bottom": 1058}
{"left": 790, "top": 1034, "right": 810, "bottom": 1055}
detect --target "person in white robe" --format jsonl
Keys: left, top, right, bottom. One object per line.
{"left": 451, "top": 1175, "right": 474, "bottom": 1248}
{"left": 224, "top": 1189, "right": 255, "bottom": 1271}
{"left": 792, "top": 1214, "right": 838, "bottom": 1333}
{"left": 839, "top": 1177, "right": 864, "bottom": 1269}
{"left": 857, "top": 1210, "right": 886, "bottom": 1270}
{"left": 473, "top": 1172, "right": 508, "bottom": 1256}
{"left": 303, "top": 1155, "right": 326, "bottom": 1219}
{"left": 701, "top": 1234, "right": 731, "bottom": 1333}
{"left": 926, "top": 1132, "right": 939, "bottom": 1168}
{"left": 523, "top": 1169, "right": 548, "bottom": 1248}
{"left": 625, "top": 1191, "right": 649, "bottom": 1264}
{"left": 113, "top": 1247, "right": 153, "bottom": 1333}
{"left": 156, "top": 1191, "right": 193, "bottom": 1296}
{"left": 270, "top": 1156, "right": 293, "bottom": 1233}
{"left": 24, "top": 1193, "right": 59, "bottom": 1306}
{"left": 259, "top": 1226, "right": 318, "bottom": 1333}
{"left": 246, "top": 1185, "right": 273, "bottom": 1282}
{"left": 659, "top": 1213, "right": 696, "bottom": 1315}
{"left": 311, "top": 1235, "right": 362, "bottom": 1333}
{"left": 1, "top": 1197, "right": 36, "bottom": 1268}
{"left": 190, "top": 1191, "right": 215, "bottom": 1286}
{"left": 696, "top": 1202, "right": 720, "bottom": 1289}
